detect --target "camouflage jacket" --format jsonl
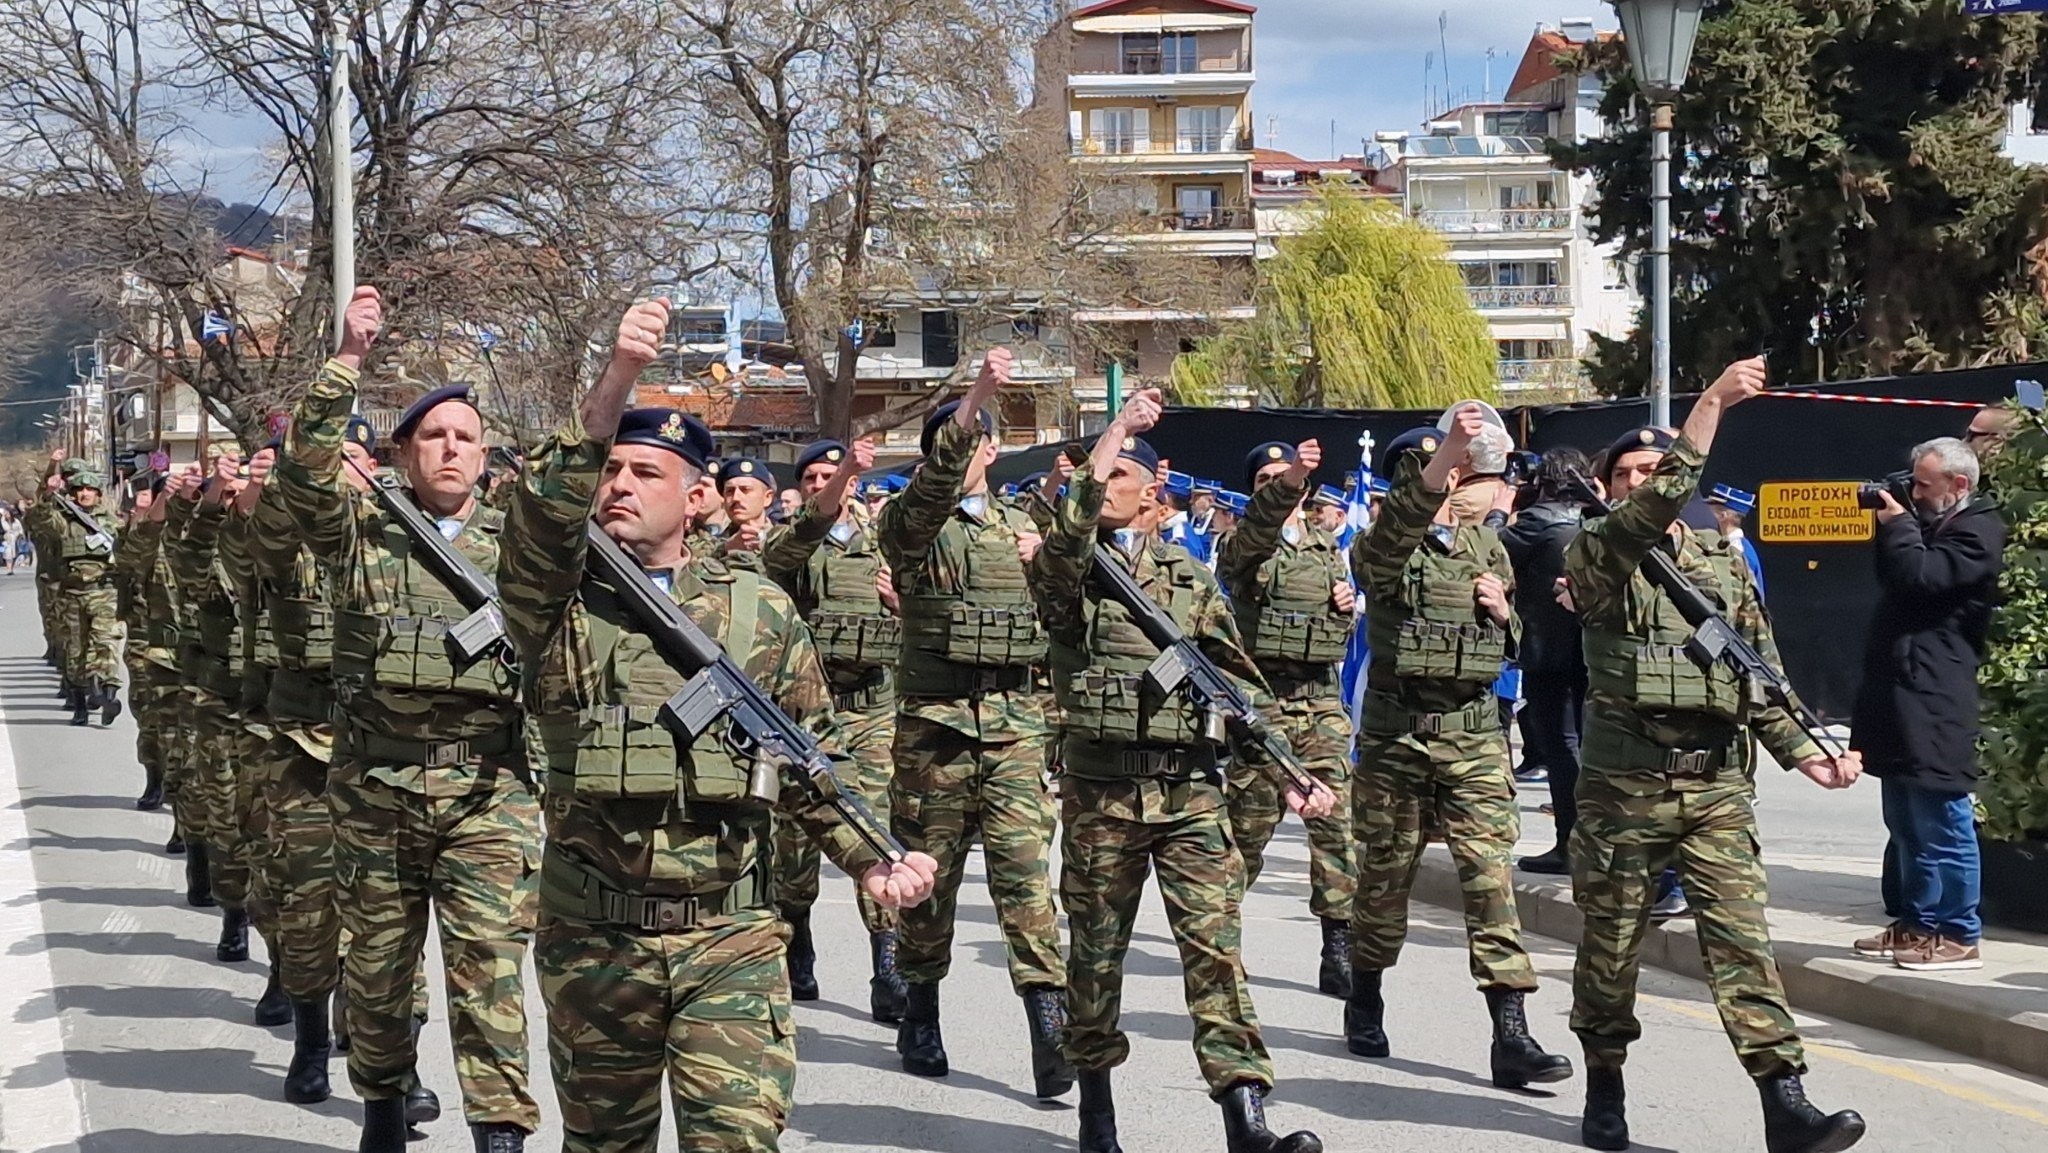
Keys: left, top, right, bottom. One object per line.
{"left": 760, "top": 500, "right": 895, "bottom": 692}
{"left": 47, "top": 498, "right": 116, "bottom": 588}
{"left": 1565, "top": 434, "right": 1819, "bottom": 776}
{"left": 1216, "top": 474, "right": 1350, "bottom": 687}
{"left": 24, "top": 501, "right": 60, "bottom": 581}
{"left": 115, "top": 517, "right": 180, "bottom": 667}
{"left": 175, "top": 497, "right": 244, "bottom": 695}
{"left": 498, "top": 413, "right": 884, "bottom": 906}
{"left": 878, "top": 418, "right": 1048, "bottom": 743}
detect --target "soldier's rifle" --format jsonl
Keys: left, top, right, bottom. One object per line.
{"left": 1563, "top": 468, "right": 1846, "bottom": 761}
{"left": 345, "top": 457, "right": 510, "bottom": 670}
{"left": 581, "top": 520, "right": 906, "bottom": 865}
{"left": 51, "top": 491, "right": 114, "bottom": 555}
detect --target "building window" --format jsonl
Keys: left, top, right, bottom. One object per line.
{"left": 1175, "top": 184, "right": 1223, "bottom": 228}
{"left": 1176, "top": 106, "right": 1228, "bottom": 153}
{"left": 1122, "top": 32, "right": 1196, "bottom": 75}
{"left": 672, "top": 315, "right": 726, "bottom": 345}
{"left": 920, "top": 310, "right": 959, "bottom": 368}
{"left": 1089, "top": 108, "right": 1145, "bottom": 154}
{"left": 1483, "top": 109, "right": 1549, "bottom": 136}
{"left": 864, "top": 313, "right": 897, "bottom": 349}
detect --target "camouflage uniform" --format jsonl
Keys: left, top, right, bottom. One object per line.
{"left": 115, "top": 516, "right": 180, "bottom": 805}
{"left": 273, "top": 359, "right": 540, "bottom": 1132}
{"left": 877, "top": 419, "right": 1065, "bottom": 994}
{"left": 497, "top": 413, "right": 885, "bottom": 1153}
{"left": 222, "top": 505, "right": 289, "bottom": 956}
{"left": 1215, "top": 473, "right": 1358, "bottom": 978}
{"left": 1564, "top": 434, "right": 1815, "bottom": 1078}
{"left": 1032, "top": 471, "right": 1285, "bottom": 1096}
{"left": 25, "top": 498, "right": 69, "bottom": 661}
{"left": 176, "top": 496, "right": 256, "bottom": 917}
{"left": 161, "top": 498, "right": 210, "bottom": 857}
{"left": 49, "top": 490, "right": 124, "bottom": 695}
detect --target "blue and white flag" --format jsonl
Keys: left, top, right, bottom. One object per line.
{"left": 201, "top": 311, "right": 234, "bottom": 343}
{"left": 1338, "top": 430, "right": 1377, "bottom": 747}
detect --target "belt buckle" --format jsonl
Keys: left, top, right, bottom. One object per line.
{"left": 428, "top": 739, "right": 471, "bottom": 767}
{"left": 1667, "top": 750, "right": 1711, "bottom": 776}
{"left": 1411, "top": 713, "right": 1443, "bottom": 736}
{"left": 638, "top": 896, "right": 699, "bottom": 932}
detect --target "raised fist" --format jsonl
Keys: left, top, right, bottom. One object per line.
{"left": 614, "top": 298, "right": 671, "bottom": 371}
{"left": 1706, "top": 357, "right": 1768, "bottom": 408}
{"left": 973, "top": 347, "right": 1014, "bottom": 395}
{"left": 338, "top": 287, "right": 382, "bottom": 359}
{"left": 1114, "top": 388, "right": 1163, "bottom": 436}
{"left": 850, "top": 437, "right": 877, "bottom": 473}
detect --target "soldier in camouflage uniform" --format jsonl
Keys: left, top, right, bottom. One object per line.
{"left": 716, "top": 455, "right": 775, "bottom": 567}
{"left": 27, "top": 456, "right": 74, "bottom": 665}
{"left": 1216, "top": 438, "right": 1359, "bottom": 999}
{"left": 1563, "top": 360, "right": 1867, "bottom": 1153}
{"left": 1031, "top": 391, "right": 1332, "bottom": 1153}
{"left": 161, "top": 472, "right": 220, "bottom": 902}
{"left": 759, "top": 436, "right": 910, "bottom": 1021}
{"left": 497, "top": 299, "right": 935, "bottom": 1153}
{"left": 44, "top": 460, "right": 124, "bottom": 726}
{"left": 877, "top": 348, "right": 1071, "bottom": 1099}
{"left": 115, "top": 482, "right": 174, "bottom": 813}
{"left": 1342, "top": 407, "right": 1571, "bottom": 1090}
{"left": 274, "top": 286, "right": 540, "bottom": 1153}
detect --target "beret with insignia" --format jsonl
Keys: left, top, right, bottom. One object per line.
{"left": 617, "top": 406, "right": 714, "bottom": 470}
{"left": 392, "top": 384, "right": 476, "bottom": 443}
{"left": 718, "top": 456, "right": 774, "bottom": 491}
{"left": 795, "top": 439, "right": 847, "bottom": 477}
{"left": 344, "top": 415, "right": 377, "bottom": 454}
{"left": 1599, "top": 426, "right": 1676, "bottom": 478}
{"left": 1104, "top": 434, "right": 1157, "bottom": 477}
{"left": 1244, "top": 441, "right": 1298, "bottom": 487}
{"left": 921, "top": 400, "right": 996, "bottom": 456}
{"left": 1376, "top": 427, "right": 1441, "bottom": 477}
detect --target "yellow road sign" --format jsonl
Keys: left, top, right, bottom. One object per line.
{"left": 1757, "top": 481, "right": 1873, "bottom": 543}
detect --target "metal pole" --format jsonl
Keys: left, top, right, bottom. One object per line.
{"left": 1650, "top": 102, "right": 1673, "bottom": 428}
{"left": 98, "top": 333, "right": 115, "bottom": 486}
{"left": 329, "top": 6, "right": 355, "bottom": 349}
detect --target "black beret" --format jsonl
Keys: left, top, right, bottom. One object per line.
{"left": 718, "top": 456, "right": 774, "bottom": 490}
{"left": 1245, "top": 441, "right": 1297, "bottom": 486}
{"left": 1089, "top": 432, "right": 1159, "bottom": 478}
{"left": 1601, "top": 426, "right": 1676, "bottom": 475}
{"left": 616, "top": 407, "right": 714, "bottom": 470}
{"left": 795, "top": 439, "right": 848, "bottom": 476}
{"left": 1376, "top": 427, "right": 1442, "bottom": 477}
{"left": 344, "top": 416, "right": 376, "bottom": 453}
{"left": 1680, "top": 498, "right": 1720, "bottom": 532}
{"left": 921, "top": 401, "right": 996, "bottom": 456}
{"left": 392, "top": 384, "right": 476, "bottom": 442}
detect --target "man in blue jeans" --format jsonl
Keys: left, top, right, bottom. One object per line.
{"left": 1850, "top": 436, "right": 2003, "bottom": 971}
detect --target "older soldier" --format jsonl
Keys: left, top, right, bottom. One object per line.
{"left": 1033, "top": 391, "right": 1333, "bottom": 1153}
{"left": 878, "top": 348, "right": 1071, "bottom": 1099}
{"left": 47, "top": 462, "right": 124, "bottom": 726}
{"left": 497, "top": 299, "right": 935, "bottom": 1153}
{"left": 1217, "top": 439, "right": 1358, "bottom": 998}
{"left": 1566, "top": 360, "right": 1866, "bottom": 1153}
{"left": 275, "top": 286, "right": 539, "bottom": 1153}
{"left": 1343, "top": 407, "right": 1571, "bottom": 1090}
{"left": 760, "top": 436, "right": 910, "bottom": 1020}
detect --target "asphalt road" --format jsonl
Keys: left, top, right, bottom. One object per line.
{"left": 1, "top": 587, "right": 2044, "bottom": 1152}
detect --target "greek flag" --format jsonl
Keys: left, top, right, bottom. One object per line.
{"left": 1337, "top": 432, "right": 1376, "bottom": 743}
{"left": 201, "top": 311, "right": 233, "bottom": 343}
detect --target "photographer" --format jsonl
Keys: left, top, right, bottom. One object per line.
{"left": 1850, "top": 437, "right": 2003, "bottom": 973}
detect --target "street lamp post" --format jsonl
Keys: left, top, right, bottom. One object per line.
{"left": 1611, "top": 0, "right": 1704, "bottom": 428}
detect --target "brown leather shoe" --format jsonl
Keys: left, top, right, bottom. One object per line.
{"left": 1894, "top": 935, "right": 1983, "bottom": 972}
{"left": 1851, "top": 922, "right": 1906, "bottom": 959}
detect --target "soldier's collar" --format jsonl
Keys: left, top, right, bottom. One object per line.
{"left": 958, "top": 492, "right": 990, "bottom": 522}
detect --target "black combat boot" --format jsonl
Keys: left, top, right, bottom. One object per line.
{"left": 359, "top": 1098, "right": 408, "bottom": 1153}
{"left": 216, "top": 906, "right": 250, "bottom": 963}
{"left": 184, "top": 843, "right": 216, "bottom": 907}
{"left": 255, "top": 957, "right": 294, "bottom": 1026}
{"left": 284, "top": 995, "right": 333, "bottom": 1104}
{"left": 869, "top": 929, "right": 907, "bottom": 1024}
{"left": 165, "top": 831, "right": 184, "bottom": 855}
{"left": 1343, "top": 968, "right": 1389, "bottom": 1058}
{"left": 1317, "top": 918, "right": 1353, "bottom": 998}
{"left": 68, "top": 684, "right": 88, "bottom": 726}
{"left": 1582, "top": 1065, "right": 1629, "bottom": 1151}
{"left": 1759, "top": 1074, "right": 1867, "bottom": 1153}
{"left": 136, "top": 763, "right": 164, "bottom": 811}
{"left": 897, "top": 981, "right": 948, "bottom": 1076}
{"left": 1218, "top": 1082, "right": 1323, "bottom": 1153}
{"left": 1021, "top": 986, "right": 1075, "bottom": 1099}
{"left": 471, "top": 1122, "right": 527, "bottom": 1152}
{"left": 1078, "top": 1068, "right": 1123, "bottom": 1153}
{"left": 1485, "top": 987, "right": 1572, "bottom": 1089}
{"left": 405, "top": 1017, "right": 443, "bottom": 1125}
{"left": 95, "top": 678, "right": 121, "bottom": 725}
{"left": 786, "top": 908, "right": 819, "bottom": 1001}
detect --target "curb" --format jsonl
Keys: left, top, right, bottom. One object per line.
{"left": 1410, "top": 852, "right": 2048, "bottom": 1081}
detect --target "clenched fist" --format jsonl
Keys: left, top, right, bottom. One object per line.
{"left": 613, "top": 298, "right": 672, "bottom": 372}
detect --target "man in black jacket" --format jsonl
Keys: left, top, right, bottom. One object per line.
{"left": 1850, "top": 436, "right": 2004, "bottom": 973}
{"left": 1497, "top": 448, "right": 1591, "bottom": 876}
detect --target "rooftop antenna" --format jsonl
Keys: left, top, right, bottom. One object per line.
{"left": 1438, "top": 11, "right": 1452, "bottom": 105}
{"left": 1484, "top": 47, "right": 1498, "bottom": 101}
{"left": 1266, "top": 114, "right": 1278, "bottom": 149}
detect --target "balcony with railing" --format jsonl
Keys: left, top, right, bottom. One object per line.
{"left": 1141, "top": 206, "right": 1254, "bottom": 232}
{"left": 1071, "top": 48, "right": 1252, "bottom": 76}
{"left": 1073, "top": 129, "right": 1255, "bottom": 157}
{"left": 1498, "top": 358, "right": 1583, "bottom": 388}
{"left": 1466, "top": 284, "right": 1573, "bottom": 310}
{"left": 1414, "top": 207, "right": 1572, "bottom": 234}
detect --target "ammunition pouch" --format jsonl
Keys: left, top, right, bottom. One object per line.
{"left": 809, "top": 610, "right": 901, "bottom": 674}
{"left": 1246, "top": 605, "right": 1351, "bottom": 665}
{"left": 1586, "top": 633, "right": 1743, "bottom": 723}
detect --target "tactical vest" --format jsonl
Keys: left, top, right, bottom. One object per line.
{"left": 267, "top": 548, "right": 336, "bottom": 725}
{"left": 1236, "top": 523, "right": 1351, "bottom": 665}
{"left": 1365, "top": 530, "right": 1507, "bottom": 689}
{"left": 530, "top": 568, "right": 764, "bottom": 816}
{"left": 194, "top": 570, "right": 244, "bottom": 700}
{"left": 59, "top": 516, "right": 112, "bottom": 580}
{"left": 1050, "top": 545, "right": 1212, "bottom": 764}
{"left": 1584, "top": 535, "right": 1747, "bottom": 723}
{"left": 804, "top": 527, "right": 901, "bottom": 675}
{"left": 897, "top": 501, "right": 1047, "bottom": 694}
{"left": 239, "top": 582, "right": 278, "bottom": 713}
{"left": 142, "top": 560, "right": 179, "bottom": 652}
{"left": 331, "top": 515, "right": 518, "bottom": 709}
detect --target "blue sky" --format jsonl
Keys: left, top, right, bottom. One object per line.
{"left": 1251, "top": 1, "right": 1617, "bottom": 159}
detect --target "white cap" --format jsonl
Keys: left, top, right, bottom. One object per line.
{"left": 1436, "top": 400, "right": 1507, "bottom": 433}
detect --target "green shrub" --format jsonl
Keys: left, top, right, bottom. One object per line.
{"left": 1980, "top": 404, "right": 2048, "bottom": 842}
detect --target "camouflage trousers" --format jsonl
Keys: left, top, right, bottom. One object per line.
{"left": 331, "top": 758, "right": 542, "bottom": 1129}
{"left": 1569, "top": 771, "right": 1803, "bottom": 1078}
{"left": 1060, "top": 777, "right": 1272, "bottom": 1096}
{"left": 61, "top": 582, "right": 122, "bottom": 686}
{"left": 188, "top": 696, "right": 252, "bottom": 908}
{"left": 36, "top": 576, "right": 65, "bottom": 658}
{"left": 773, "top": 693, "right": 894, "bottom": 933}
{"left": 262, "top": 727, "right": 343, "bottom": 1000}
{"left": 888, "top": 713, "right": 1065, "bottom": 991}
{"left": 538, "top": 911, "right": 796, "bottom": 1153}
{"left": 1229, "top": 684, "right": 1356, "bottom": 920}
{"left": 127, "top": 656, "right": 179, "bottom": 777}
{"left": 1351, "top": 728, "right": 1535, "bottom": 990}
{"left": 167, "top": 689, "right": 207, "bottom": 844}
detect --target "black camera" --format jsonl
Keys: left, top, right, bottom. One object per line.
{"left": 1855, "top": 469, "right": 1912, "bottom": 511}
{"left": 1502, "top": 450, "right": 1541, "bottom": 487}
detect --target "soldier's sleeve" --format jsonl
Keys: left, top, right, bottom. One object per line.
{"left": 181, "top": 498, "right": 228, "bottom": 573}
{"left": 271, "top": 359, "right": 360, "bottom": 561}
{"left": 247, "top": 482, "right": 303, "bottom": 582}
{"left": 1733, "top": 564, "right": 1824, "bottom": 768}
{"left": 1217, "top": 474, "right": 1301, "bottom": 591}
{"left": 760, "top": 502, "right": 831, "bottom": 581}
{"left": 499, "top": 411, "right": 607, "bottom": 665}
{"left": 878, "top": 420, "right": 974, "bottom": 574}
{"left": 1349, "top": 454, "right": 1440, "bottom": 599}
{"left": 1565, "top": 435, "right": 1705, "bottom": 609}
{"left": 762, "top": 592, "right": 886, "bottom": 879}
{"left": 1028, "top": 470, "right": 1102, "bottom": 649}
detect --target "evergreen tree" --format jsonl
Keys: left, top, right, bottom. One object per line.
{"left": 1558, "top": 1, "right": 2048, "bottom": 394}
{"left": 1171, "top": 186, "right": 1498, "bottom": 409}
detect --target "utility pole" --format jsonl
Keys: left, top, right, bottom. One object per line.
{"left": 329, "top": 6, "right": 355, "bottom": 348}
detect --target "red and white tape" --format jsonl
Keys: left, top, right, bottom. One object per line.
{"left": 1765, "top": 391, "right": 1982, "bottom": 410}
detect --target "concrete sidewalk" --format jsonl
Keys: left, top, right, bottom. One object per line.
{"left": 1408, "top": 760, "right": 2048, "bottom": 1081}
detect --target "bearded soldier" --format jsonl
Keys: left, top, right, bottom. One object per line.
{"left": 1215, "top": 438, "right": 1358, "bottom": 998}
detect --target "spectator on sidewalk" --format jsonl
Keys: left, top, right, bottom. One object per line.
{"left": 1707, "top": 484, "right": 1765, "bottom": 596}
{"left": 1851, "top": 436, "right": 2003, "bottom": 972}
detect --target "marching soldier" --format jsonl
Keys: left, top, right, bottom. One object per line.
{"left": 26, "top": 456, "right": 74, "bottom": 665}
{"left": 495, "top": 298, "right": 935, "bottom": 1153}
{"left": 1031, "top": 390, "right": 1333, "bottom": 1153}
{"left": 759, "top": 436, "right": 911, "bottom": 1021}
{"left": 877, "top": 348, "right": 1072, "bottom": 1099}
{"left": 275, "top": 286, "right": 540, "bottom": 1153}
{"left": 1564, "top": 360, "right": 1867, "bottom": 1153}
{"left": 1343, "top": 405, "right": 1572, "bottom": 1090}
{"left": 163, "top": 469, "right": 218, "bottom": 904}
{"left": 1216, "top": 439, "right": 1359, "bottom": 998}
{"left": 45, "top": 458, "right": 124, "bottom": 726}
{"left": 115, "top": 482, "right": 175, "bottom": 811}
{"left": 716, "top": 454, "right": 776, "bottom": 566}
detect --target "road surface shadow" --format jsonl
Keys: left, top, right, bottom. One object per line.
{"left": 787, "top": 1104, "right": 1071, "bottom": 1151}
{"left": 34, "top": 1131, "right": 345, "bottom": 1153}
{"left": 6, "top": 886, "right": 202, "bottom": 911}
{"left": 1287, "top": 1074, "right": 1672, "bottom": 1149}
{"left": 14, "top": 793, "right": 155, "bottom": 811}
{"left": 17, "top": 983, "right": 252, "bottom": 1027}
{"left": 8, "top": 1045, "right": 285, "bottom": 1102}
{"left": 791, "top": 1024, "right": 1060, "bottom": 1111}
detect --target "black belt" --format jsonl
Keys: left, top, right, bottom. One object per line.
{"left": 833, "top": 677, "right": 894, "bottom": 712}
{"left": 906, "top": 665, "right": 1034, "bottom": 697}
{"left": 1117, "top": 745, "right": 1219, "bottom": 778}
{"left": 349, "top": 725, "right": 518, "bottom": 768}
